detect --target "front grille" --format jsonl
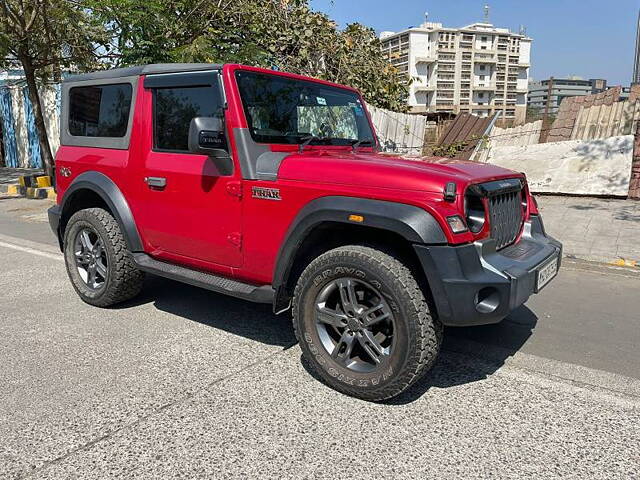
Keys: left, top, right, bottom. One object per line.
{"left": 488, "top": 189, "right": 524, "bottom": 250}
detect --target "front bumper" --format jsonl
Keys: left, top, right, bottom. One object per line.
{"left": 414, "top": 215, "right": 562, "bottom": 327}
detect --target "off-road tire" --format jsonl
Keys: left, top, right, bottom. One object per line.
{"left": 293, "top": 245, "right": 442, "bottom": 402}
{"left": 64, "top": 208, "right": 144, "bottom": 307}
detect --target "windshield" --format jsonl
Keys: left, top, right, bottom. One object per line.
{"left": 235, "top": 71, "right": 375, "bottom": 146}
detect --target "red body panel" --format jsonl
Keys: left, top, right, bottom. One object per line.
{"left": 55, "top": 64, "right": 533, "bottom": 286}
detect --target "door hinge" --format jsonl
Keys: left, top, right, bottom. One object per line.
{"left": 226, "top": 181, "right": 243, "bottom": 199}
{"left": 227, "top": 232, "right": 242, "bottom": 248}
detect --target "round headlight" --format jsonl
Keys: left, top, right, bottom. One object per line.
{"left": 465, "top": 194, "right": 486, "bottom": 233}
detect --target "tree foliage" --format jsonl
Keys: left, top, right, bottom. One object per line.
{"left": 91, "top": 0, "right": 409, "bottom": 111}
{"left": 0, "top": 0, "right": 409, "bottom": 174}
{"left": 0, "top": 0, "right": 108, "bottom": 174}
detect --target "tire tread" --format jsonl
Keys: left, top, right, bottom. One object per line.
{"left": 293, "top": 245, "right": 442, "bottom": 401}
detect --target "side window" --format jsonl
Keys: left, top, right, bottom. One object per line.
{"left": 153, "top": 85, "right": 224, "bottom": 152}
{"left": 69, "top": 84, "right": 132, "bottom": 137}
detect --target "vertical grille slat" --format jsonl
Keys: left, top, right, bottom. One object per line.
{"left": 487, "top": 185, "right": 524, "bottom": 250}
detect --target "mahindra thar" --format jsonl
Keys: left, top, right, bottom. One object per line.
{"left": 48, "top": 63, "right": 561, "bottom": 401}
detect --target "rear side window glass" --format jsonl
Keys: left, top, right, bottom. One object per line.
{"left": 68, "top": 84, "right": 132, "bottom": 137}
{"left": 153, "top": 85, "right": 224, "bottom": 152}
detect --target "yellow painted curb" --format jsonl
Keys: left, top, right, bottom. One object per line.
{"left": 612, "top": 259, "right": 638, "bottom": 267}
{"left": 18, "top": 176, "right": 27, "bottom": 187}
{"left": 25, "top": 186, "right": 56, "bottom": 200}
{"left": 36, "top": 176, "right": 51, "bottom": 188}
{"left": 7, "top": 184, "right": 20, "bottom": 195}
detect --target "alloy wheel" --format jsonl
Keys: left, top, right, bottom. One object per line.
{"left": 73, "top": 227, "right": 108, "bottom": 290}
{"left": 315, "top": 278, "right": 396, "bottom": 373}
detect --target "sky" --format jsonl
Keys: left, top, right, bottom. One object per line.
{"left": 309, "top": 0, "right": 640, "bottom": 86}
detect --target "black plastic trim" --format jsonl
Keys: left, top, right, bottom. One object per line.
{"left": 143, "top": 70, "right": 220, "bottom": 89}
{"left": 132, "top": 253, "right": 274, "bottom": 303}
{"left": 47, "top": 204, "right": 63, "bottom": 250}
{"left": 64, "top": 63, "right": 223, "bottom": 83}
{"left": 414, "top": 215, "right": 562, "bottom": 327}
{"left": 233, "top": 127, "right": 268, "bottom": 179}
{"left": 59, "top": 171, "right": 143, "bottom": 252}
{"left": 467, "top": 177, "right": 523, "bottom": 197}
{"left": 256, "top": 151, "right": 289, "bottom": 181}
{"left": 272, "top": 196, "right": 447, "bottom": 310}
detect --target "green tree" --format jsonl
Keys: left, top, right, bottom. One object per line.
{"left": 93, "top": 0, "right": 409, "bottom": 111}
{"left": 0, "top": 0, "right": 108, "bottom": 176}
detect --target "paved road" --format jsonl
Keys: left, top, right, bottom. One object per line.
{"left": 1, "top": 199, "right": 639, "bottom": 479}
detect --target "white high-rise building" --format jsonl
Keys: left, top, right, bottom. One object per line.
{"left": 380, "top": 18, "right": 532, "bottom": 123}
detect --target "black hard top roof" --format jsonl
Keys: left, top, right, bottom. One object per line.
{"left": 63, "top": 63, "right": 223, "bottom": 83}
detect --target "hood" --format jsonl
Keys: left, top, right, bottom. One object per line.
{"left": 276, "top": 150, "right": 522, "bottom": 194}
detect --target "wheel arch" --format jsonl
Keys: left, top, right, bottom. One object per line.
{"left": 59, "top": 171, "right": 143, "bottom": 252}
{"left": 272, "top": 196, "right": 447, "bottom": 313}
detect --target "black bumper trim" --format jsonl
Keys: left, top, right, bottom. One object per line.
{"left": 415, "top": 215, "right": 562, "bottom": 327}
{"left": 47, "top": 205, "right": 63, "bottom": 251}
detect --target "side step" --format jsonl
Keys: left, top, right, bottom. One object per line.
{"left": 132, "top": 253, "right": 274, "bottom": 304}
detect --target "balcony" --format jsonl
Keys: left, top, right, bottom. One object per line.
{"left": 414, "top": 84, "right": 436, "bottom": 92}
{"left": 415, "top": 55, "right": 437, "bottom": 64}
{"left": 473, "top": 83, "right": 496, "bottom": 91}
{"left": 474, "top": 53, "right": 497, "bottom": 63}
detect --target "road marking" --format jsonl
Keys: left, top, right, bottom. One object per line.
{"left": 0, "top": 240, "right": 63, "bottom": 261}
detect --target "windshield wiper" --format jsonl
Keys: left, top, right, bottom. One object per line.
{"left": 298, "top": 135, "right": 327, "bottom": 153}
{"left": 351, "top": 138, "right": 374, "bottom": 153}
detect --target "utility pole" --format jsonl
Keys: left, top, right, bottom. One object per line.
{"left": 541, "top": 76, "right": 554, "bottom": 143}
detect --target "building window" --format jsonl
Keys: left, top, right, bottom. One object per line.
{"left": 153, "top": 85, "right": 224, "bottom": 151}
{"left": 480, "top": 65, "right": 485, "bottom": 71}
{"left": 69, "top": 84, "right": 132, "bottom": 137}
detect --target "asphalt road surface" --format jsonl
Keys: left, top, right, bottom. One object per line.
{"left": 1, "top": 199, "right": 639, "bottom": 479}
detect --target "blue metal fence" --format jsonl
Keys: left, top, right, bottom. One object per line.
{"left": 0, "top": 88, "right": 19, "bottom": 167}
{"left": 23, "top": 86, "right": 42, "bottom": 168}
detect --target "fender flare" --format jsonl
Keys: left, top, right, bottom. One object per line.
{"left": 272, "top": 196, "right": 447, "bottom": 297}
{"left": 59, "top": 171, "right": 143, "bottom": 252}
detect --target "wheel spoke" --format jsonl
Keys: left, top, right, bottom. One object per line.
{"left": 87, "top": 264, "right": 97, "bottom": 287}
{"left": 80, "top": 230, "right": 93, "bottom": 252}
{"left": 331, "top": 331, "right": 356, "bottom": 364}
{"left": 95, "top": 259, "right": 107, "bottom": 279}
{"left": 358, "top": 330, "right": 387, "bottom": 364}
{"left": 362, "top": 303, "right": 390, "bottom": 327}
{"left": 316, "top": 303, "right": 348, "bottom": 328}
{"left": 337, "top": 279, "right": 359, "bottom": 313}
{"left": 94, "top": 240, "right": 104, "bottom": 257}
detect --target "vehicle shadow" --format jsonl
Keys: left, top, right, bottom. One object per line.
{"left": 386, "top": 306, "right": 539, "bottom": 405}
{"left": 116, "top": 274, "right": 297, "bottom": 348}
{"left": 120, "top": 274, "right": 537, "bottom": 403}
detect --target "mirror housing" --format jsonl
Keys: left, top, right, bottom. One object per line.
{"left": 188, "top": 117, "right": 233, "bottom": 176}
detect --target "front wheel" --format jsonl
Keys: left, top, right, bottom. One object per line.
{"left": 292, "top": 245, "right": 442, "bottom": 401}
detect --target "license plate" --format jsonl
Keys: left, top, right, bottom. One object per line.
{"left": 536, "top": 256, "right": 559, "bottom": 291}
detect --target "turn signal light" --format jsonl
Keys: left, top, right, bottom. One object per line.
{"left": 446, "top": 215, "right": 468, "bottom": 234}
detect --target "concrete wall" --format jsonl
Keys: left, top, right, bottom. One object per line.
{"left": 485, "top": 135, "right": 634, "bottom": 197}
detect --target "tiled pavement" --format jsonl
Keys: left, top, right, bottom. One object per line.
{"left": 538, "top": 195, "right": 640, "bottom": 263}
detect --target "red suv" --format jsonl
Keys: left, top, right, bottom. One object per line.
{"left": 48, "top": 63, "right": 561, "bottom": 401}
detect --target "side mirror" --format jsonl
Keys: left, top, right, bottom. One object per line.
{"left": 188, "top": 117, "right": 234, "bottom": 176}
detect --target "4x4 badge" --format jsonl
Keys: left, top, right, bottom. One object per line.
{"left": 252, "top": 186, "right": 281, "bottom": 201}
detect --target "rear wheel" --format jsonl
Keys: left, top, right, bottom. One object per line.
{"left": 293, "top": 245, "right": 442, "bottom": 401}
{"left": 64, "top": 208, "right": 144, "bottom": 307}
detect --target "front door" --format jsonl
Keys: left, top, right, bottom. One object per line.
{"left": 136, "top": 71, "right": 242, "bottom": 268}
